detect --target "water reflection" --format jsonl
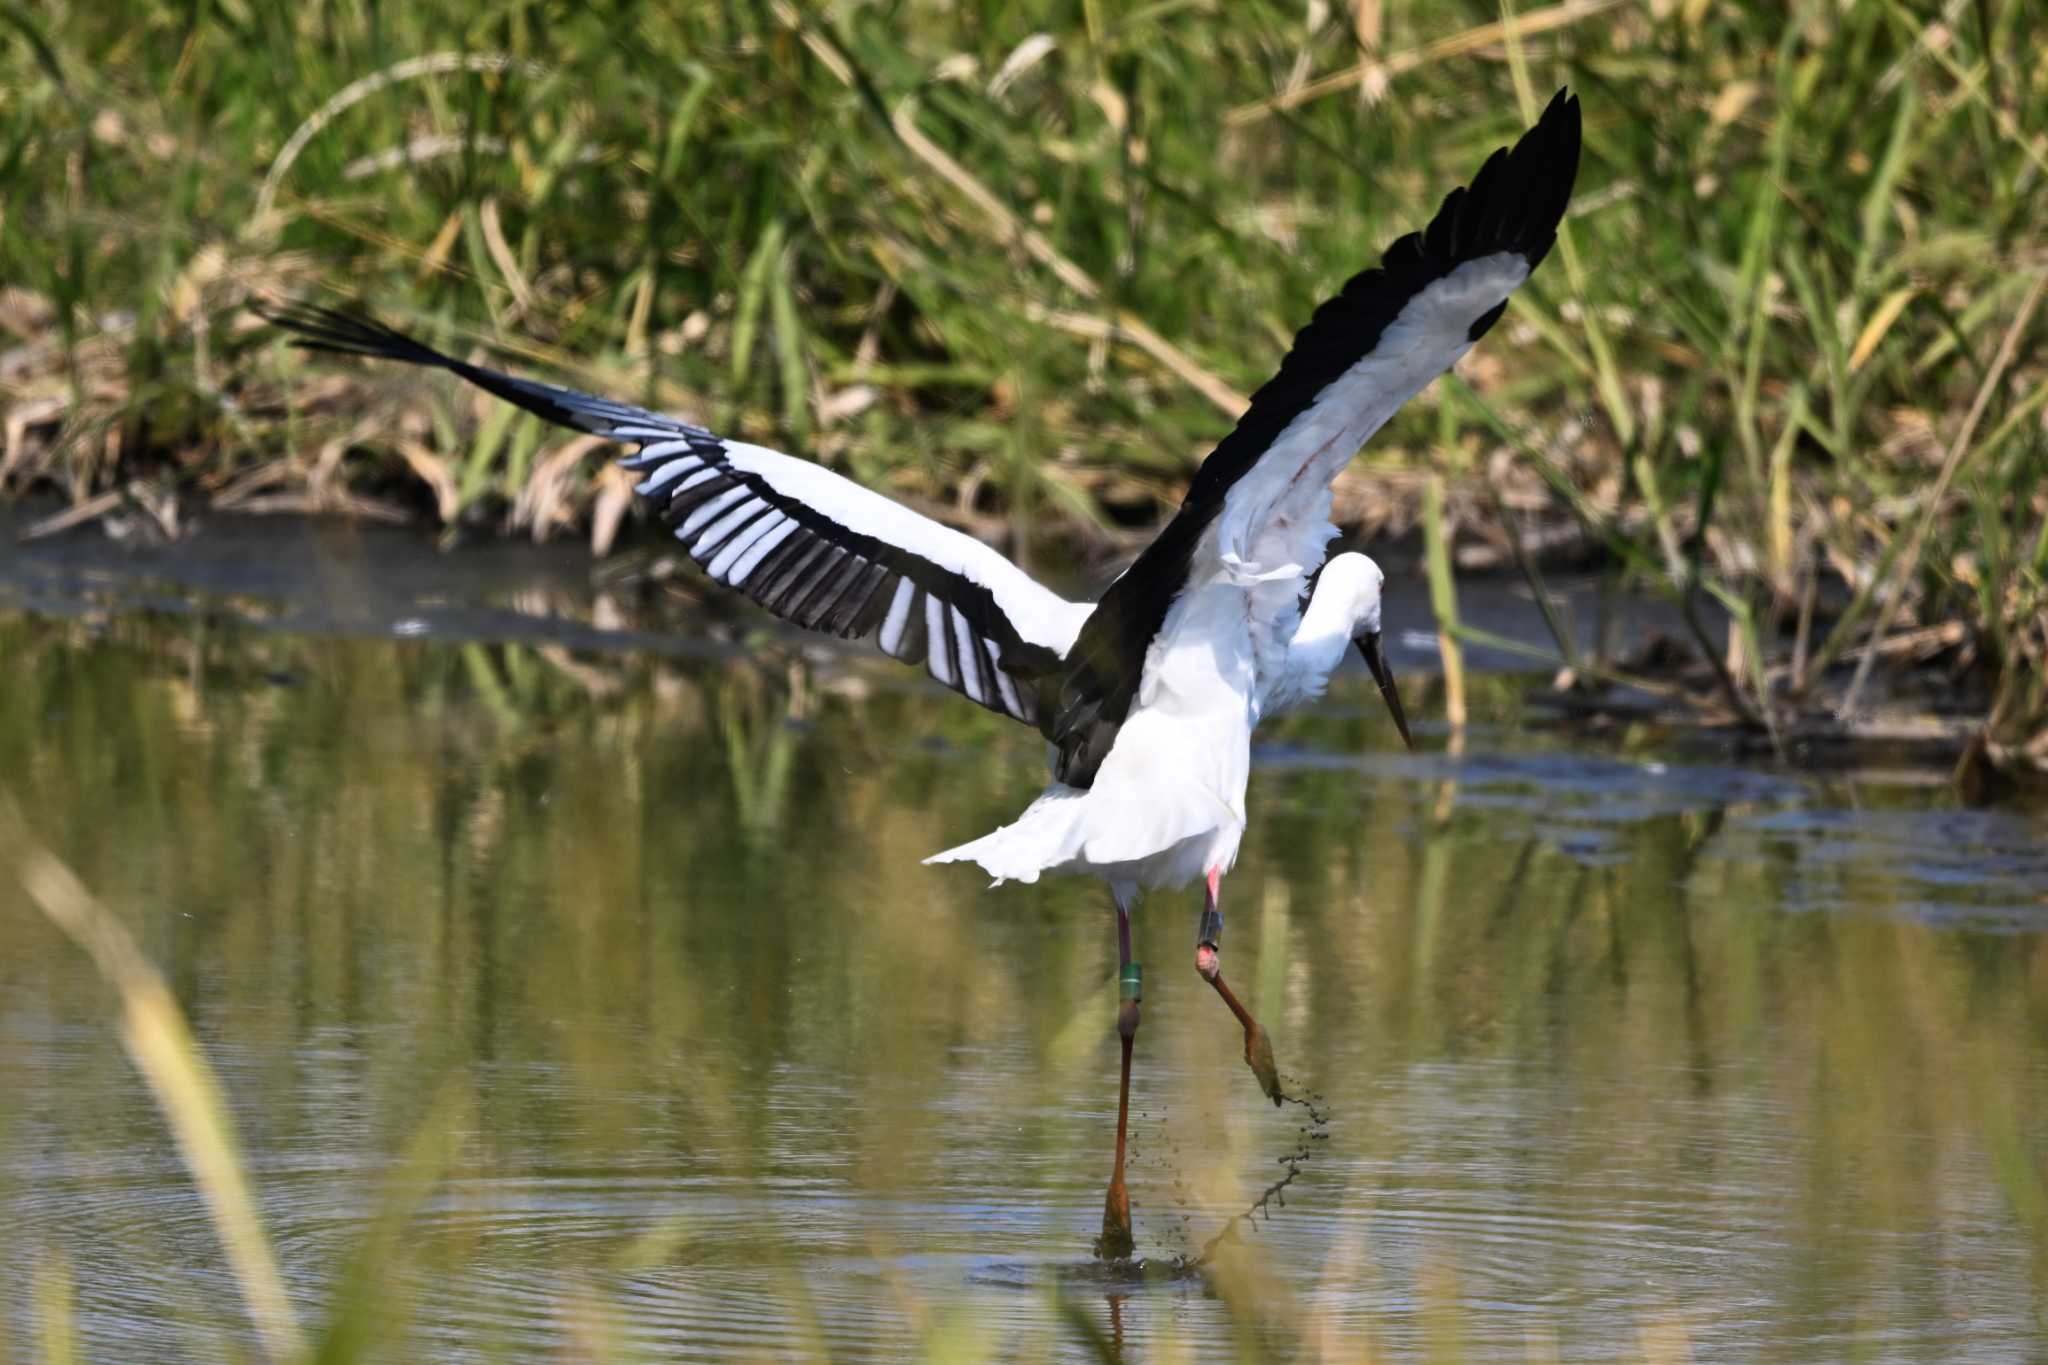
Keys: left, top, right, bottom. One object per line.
{"left": 2, "top": 611, "right": 2046, "bottom": 1362}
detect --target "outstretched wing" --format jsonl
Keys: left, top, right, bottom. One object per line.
{"left": 1049, "top": 89, "right": 1583, "bottom": 785}
{"left": 255, "top": 305, "right": 1088, "bottom": 727}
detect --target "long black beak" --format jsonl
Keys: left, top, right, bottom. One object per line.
{"left": 1356, "top": 631, "right": 1413, "bottom": 750}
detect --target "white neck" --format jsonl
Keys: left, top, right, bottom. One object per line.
{"left": 1265, "top": 583, "right": 1356, "bottom": 716}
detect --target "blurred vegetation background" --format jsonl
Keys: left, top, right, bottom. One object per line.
{"left": 1, "top": 0, "right": 2044, "bottom": 753}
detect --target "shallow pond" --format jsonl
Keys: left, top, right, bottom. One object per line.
{"left": 3, "top": 518, "right": 2046, "bottom": 1362}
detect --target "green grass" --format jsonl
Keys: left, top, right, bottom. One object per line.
{"left": 1, "top": 0, "right": 2045, "bottom": 756}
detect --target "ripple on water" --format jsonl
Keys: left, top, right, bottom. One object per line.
{"left": 1718, "top": 805, "right": 2048, "bottom": 929}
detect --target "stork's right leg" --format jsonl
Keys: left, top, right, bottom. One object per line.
{"left": 1097, "top": 886, "right": 1141, "bottom": 1261}
{"left": 1196, "top": 866, "right": 1282, "bottom": 1105}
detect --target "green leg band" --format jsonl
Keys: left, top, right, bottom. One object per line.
{"left": 1119, "top": 962, "right": 1142, "bottom": 1002}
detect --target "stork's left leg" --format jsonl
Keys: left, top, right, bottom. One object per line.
{"left": 1097, "top": 886, "right": 1141, "bottom": 1261}
{"left": 1195, "top": 866, "right": 1281, "bottom": 1105}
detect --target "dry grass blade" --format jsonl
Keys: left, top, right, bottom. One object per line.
{"left": 395, "top": 439, "right": 460, "bottom": 523}
{"left": 891, "top": 98, "right": 1246, "bottom": 419}
{"left": 13, "top": 843, "right": 306, "bottom": 1363}
{"left": 341, "top": 132, "right": 508, "bottom": 181}
{"left": 1848, "top": 287, "right": 1916, "bottom": 373}
{"left": 588, "top": 462, "right": 638, "bottom": 558}
{"left": 1353, "top": 0, "right": 1386, "bottom": 103}
{"left": 19, "top": 490, "right": 123, "bottom": 541}
{"left": 2, "top": 394, "right": 70, "bottom": 486}
{"left": 253, "top": 51, "right": 545, "bottom": 225}
{"left": 1023, "top": 304, "right": 1249, "bottom": 419}
{"left": 478, "top": 197, "right": 534, "bottom": 316}
{"left": 1225, "top": 0, "right": 1621, "bottom": 126}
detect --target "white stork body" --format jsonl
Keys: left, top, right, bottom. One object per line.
{"left": 925, "top": 248, "right": 1538, "bottom": 891}
{"left": 260, "top": 89, "right": 1582, "bottom": 1255}
{"left": 930, "top": 577, "right": 1262, "bottom": 894}
{"left": 925, "top": 554, "right": 1394, "bottom": 892}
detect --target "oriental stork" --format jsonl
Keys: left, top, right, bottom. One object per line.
{"left": 257, "top": 87, "right": 1581, "bottom": 1260}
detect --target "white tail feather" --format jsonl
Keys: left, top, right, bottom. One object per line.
{"left": 925, "top": 746, "right": 1242, "bottom": 890}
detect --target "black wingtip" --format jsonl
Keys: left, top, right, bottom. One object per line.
{"left": 250, "top": 299, "right": 660, "bottom": 438}
{"left": 1518, "top": 87, "right": 1583, "bottom": 262}
{"left": 1444, "top": 90, "right": 1579, "bottom": 340}
{"left": 249, "top": 300, "right": 455, "bottom": 370}
{"left": 1530, "top": 86, "right": 1582, "bottom": 152}
{"left": 1463, "top": 87, "right": 1582, "bottom": 262}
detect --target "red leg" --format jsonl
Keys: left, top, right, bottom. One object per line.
{"left": 1196, "top": 866, "right": 1281, "bottom": 1105}
{"left": 1097, "top": 889, "right": 1141, "bottom": 1260}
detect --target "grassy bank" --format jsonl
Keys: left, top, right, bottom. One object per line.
{"left": 2, "top": 0, "right": 2044, "bottom": 758}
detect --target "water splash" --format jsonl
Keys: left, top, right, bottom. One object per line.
{"left": 1192, "top": 1078, "right": 1330, "bottom": 1267}
{"left": 1076, "top": 1078, "right": 1331, "bottom": 1277}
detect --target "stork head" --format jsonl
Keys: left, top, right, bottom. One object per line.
{"left": 1314, "top": 553, "right": 1412, "bottom": 750}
